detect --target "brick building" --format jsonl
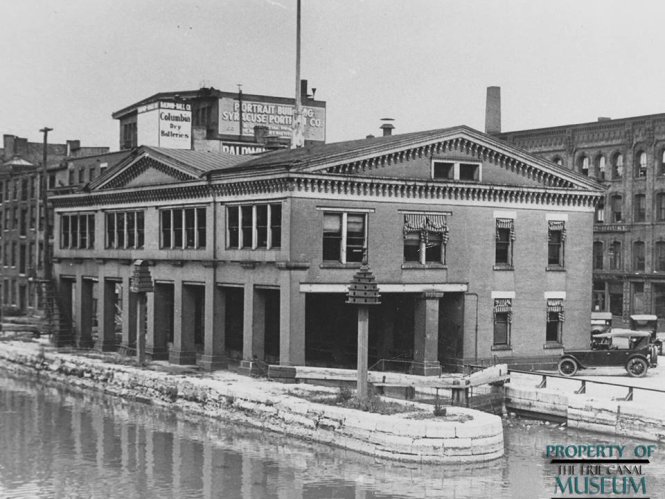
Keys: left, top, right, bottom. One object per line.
{"left": 51, "top": 126, "right": 602, "bottom": 371}
{"left": 496, "top": 104, "right": 665, "bottom": 328}
{"left": 0, "top": 134, "right": 123, "bottom": 315}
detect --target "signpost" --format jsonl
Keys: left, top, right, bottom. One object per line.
{"left": 346, "top": 258, "right": 381, "bottom": 401}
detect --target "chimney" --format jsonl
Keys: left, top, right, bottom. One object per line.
{"left": 380, "top": 118, "right": 395, "bottom": 137}
{"left": 300, "top": 79, "right": 308, "bottom": 100}
{"left": 3, "top": 135, "right": 15, "bottom": 161}
{"left": 66, "top": 140, "right": 81, "bottom": 156}
{"left": 485, "top": 86, "right": 501, "bottom": 134}
{"left": 14, "top": 137, "right": 28, "bottom": 157}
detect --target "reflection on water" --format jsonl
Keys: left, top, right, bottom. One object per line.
{"left": 0, "top": 371, "right": 663, "bottom": 499}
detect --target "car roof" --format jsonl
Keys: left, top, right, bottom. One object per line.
{"left": 591, "top": 312, "right": 613, "bottom": 320}
{"left": 594, "top": 329, "right": 652, "bottom": 339}
{"left": 630, "top": 314, "right": 657, "bottom": 321}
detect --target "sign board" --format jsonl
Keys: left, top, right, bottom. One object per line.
{"left": 137, "top": 101, "right": 192, "bottom": 149}
{"left": 218, "top": 97, "right": 326, "bottom": 142}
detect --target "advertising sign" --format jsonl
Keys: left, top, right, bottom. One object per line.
{"left": 218, "top": 97, "right": 326, "bottom": 142}
{"left": 137, "top": 101, "right": 192, "bottom": 149}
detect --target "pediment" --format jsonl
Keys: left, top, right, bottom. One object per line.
{"left": 95, "top": 155, "right": 198, "bottom": 190}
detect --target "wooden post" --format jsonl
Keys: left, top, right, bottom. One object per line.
{"left": 357, "top": 306, "right": 369, "bottom": 401}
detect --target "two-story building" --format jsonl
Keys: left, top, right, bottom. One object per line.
{"left": 51, "top": 126, "right": 602, "bottom": 372}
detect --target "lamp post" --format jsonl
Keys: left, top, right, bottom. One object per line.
{"left": 39, "top": 127, "right": 53, "bottom": 282}
{"left": 346, "top": 256, "right": 381, "bottom": 401}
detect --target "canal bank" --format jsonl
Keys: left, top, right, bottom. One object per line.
{"left": 0, "top": 340, "right": 503, "bottom": 464}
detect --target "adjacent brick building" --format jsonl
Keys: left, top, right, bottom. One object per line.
{"left": 51, "top": 126, "right": 602, "bottom": 371}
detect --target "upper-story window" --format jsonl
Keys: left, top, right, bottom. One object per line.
{"left": 432, "top": 160, "right": 481, "bottom": 182}
{"left": 635, "top": 151, "right": 648, "bottom": 178}
{"left": 160, "top": 206, "right": 206, "bottom": 249}
{"left": 495, "top": 218, "right": 514, "bottom": 269}
{"left": 493, "top": 299, "right": 512, "bottom": 347}
{"left": 106, "top": 210, "right": 144, "bottom": 249}
{"left": 659, "top": 150, "right": 665, "bottom": 176}
{"left": 593, "top": 241, "right": 603, "bottom": 270}
{"left": 578, "top": 154, "right": 589, "bottom": 176}
{"left": 611, "top": 195, "right": 622, "bottom": 222}
{"left": 655, "top": 241, "right": 665, "bottom": 272}
{"left": 547, "top": 221, "right": 566, "bottom": 269}
{"left": 611, "top": 153, "right": 624, "bottom": 179}
{"left": 595, "top": 197, "right": 605, "bottom": 223}
{"left": 633, "top": 241, "right": 645, "bottom": 272}
{"left": 60, "top": 213, "right": 95, "bottom": 249}
{"left": 403, "top": 213, "right": 449, "bottom": 265}
{"left": 322, "top": 211, "right": 366, "bottom": 263}
{"left": 227, "top": 203, "right": 281, "bottom": 250}
{"left": 546, "top": 299, "right": 565, "bottom": 344}
{"left": 634, "top": 194, "right": 646, "bottom": 222}
{"left": 609, "top": 241, "right": 622, "bottom": 270}
{"left": 595, "top": 155, "right": 606, "bottom": 180}
{"left": 657, "top": 193, "right": 665, "bottom": 222}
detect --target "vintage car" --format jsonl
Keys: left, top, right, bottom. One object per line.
{"left": 557, "top": 329, "right": 657, "bottom": 378}
{"left": 629, "top": 314, "right": 663, "bottom": 355}
{"left": 590, "top": 311, "right": 613, "bottom": 337}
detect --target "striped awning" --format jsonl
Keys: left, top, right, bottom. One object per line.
{"left": 496, "top": 218, "right": 515, "bottom": 240}
{"left": 403, "top": 214, "right": 449, "bottom": 244}
{"left": 548, "top": 220, "right": 567, "bottom": 241}
{"left": 547, "top": 299, "right": 565, "bottom": 322}
{"left": 494, "top": 298, "right": 512, "bottom": 323}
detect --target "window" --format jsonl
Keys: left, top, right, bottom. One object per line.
{"left": 578, "top": 155, "right": 589, "bottom": 176}
{"left": 495, "top": 218, "right": 514, "bottom": 268}
{"left": 633, "top": 241, "right": 645, "bottom": 272}
{"left": 432, "top": 160, "right": 481, "bottom": 181}
{"left": 611, "top": 195, "right": 622, "bottom": 222}
{"left": 634, "top": 194, "right": 646, "bottom": 222}
{"left": 160, "top": 207, "right": 206, "bottom": 249}
{"left": 657, "top": 193, "right": 665, "bottom": 222}
{"left": 595, "top": 155, "right": 606, "bottom": 180}
{"left": 403, "top": 213, "right": 449, "bottom": 265}
{"left": 323, "top": 211, "right": 366, "bottom": 263}
{"left": 593, "top": 241, "right": 603, "bottom": 270}
{"left": 592, "top": 281, "right": 605, "bottom": 311}
{"left": 60, "top": 213, "right": 95, "bottom": 249}
{"left": 656, "top": 241, "right": 665, "bottom": 272}
{"left": 595, "top": 197, "right": 605, "bottom": 223}
{"left": 632, "top": 282, "right": 645, "bottom": 314}
{"left": 546, "top": 299, "right": 564, "bottom": 344}
{"left": 660, "top": 150, "right": 665, "bottom": 176}
{"left": 609, "top": 241, "right": 622, "bottom": 270}
{"left": 0, "top": 181, "right": 3, "bottom": 203}
{"left": 19, "top": 208, "right": 27, "bottom": 236}
{"left": 20, "top": 178, "right": 28, "bottom": 200}
{"left": 226, "top": 204, "right": 281, "bottom": 250}
{"left": 612, "top": 153, "right": 623, "bottom": 179}
{"left": 635, "top": 151, "right": 647, "bottom": 178}
{"left": 78, "top": 168, "right": 85, "bottom": 184}
{"left": 653, "top": 283, "right": 665, "bottom": 318}
{"left": 493, "top": 299, "right": 512, "bottom": 347}
{"left": 547, "top": 221, "right": 565, "bottom": 268}
{"left": 105, "top": 211, "right": 144, "bottom": 249}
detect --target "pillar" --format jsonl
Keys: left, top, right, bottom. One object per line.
{"left": 169, "top": 281, "right": 196, "bottom": 365}
{"left": 201, "top": 282, "right": 226, "bottom": 370}
{"left": 251, "top": 288, "right": 266, "bottom": 361}
{"left": 97, "top": 278, "right": 118, "bottom": 352}
{"left": 279, "top": 272, "right": 306, "bottom": 366}
{"left": 412, "top": 290, "right": 444, "bottom": 376}
{"left": 119, "top": 275, "right": 137, "bottom": 356}
{"left": 147, "top": 284, "right": 169, "bottom": 360}
{"left": 77, "top": 278, "right": 94, "bottom": 348}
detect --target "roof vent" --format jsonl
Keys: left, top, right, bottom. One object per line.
{"left": 380, "top": 118, "right": 395, "bottom": 137}
{"left": 598, "top": 117, "right": 611, "bottom": 122}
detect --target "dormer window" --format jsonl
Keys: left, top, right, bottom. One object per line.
{"left": 432, "top": 160, "right": 481, "bottom": 182}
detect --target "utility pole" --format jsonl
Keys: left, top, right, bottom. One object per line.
{"left": 40, "top": 127, "right": 53, "bottom": 282}
{"left": 291, "top": 0, "right": 304, "bottom": 148}
{"left": 237, "top": 84, "right": 243, "bottom": 140}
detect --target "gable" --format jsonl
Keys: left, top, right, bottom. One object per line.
{"left": 96, "top": 155, "right": 198, "bottom": 190}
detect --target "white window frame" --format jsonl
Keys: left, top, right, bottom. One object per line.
{"left": 228, "top": 203, "right": 281, "bottom": 250}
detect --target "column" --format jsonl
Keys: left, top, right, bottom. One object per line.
{"left": 169, "top": 280, "right": 196, "bottom": 365}
{"left": 279, "top": 272, "right": 306, "bottom": 366}
{"left": 251, "top": 288, "right": 266, "bottom": 361}
{"left": 119, "top": 274, "right": 137, "bottom": 356}
{"left": 201, "top": 281, "right": 226, "bottom": 370}
{"left": 77, "top": 278, "right": 94, "bottom": 348}
{"left": 97, "top": 278, "right": 118, "bottom": 352}
{"left": 146, "top": 285, "right": 169, "bottom": 360}
{"left": 242, "top": 283, "right": 256, "bottom": 360}
{"left": 412, "top": 290, "right": 444, "bottom": 376}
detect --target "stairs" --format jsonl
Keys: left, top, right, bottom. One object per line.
{"left": 42, "top": 279, "right": 73, "bottom": 347}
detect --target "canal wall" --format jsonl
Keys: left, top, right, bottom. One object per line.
{"left": 506, "top": 383, "right": 665, "bottom": 442}
{"left": 0, "top": 342, "right": 504, "bottom": 464}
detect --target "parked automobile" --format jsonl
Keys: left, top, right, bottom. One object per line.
{"left": 557, "top": 329, "right": 657, "bottom": 378}
{"left": 629, "top": 314, "right": 663, "bottom": 355}
{"left": 590, "top": 311, "right": 613, "bottom": 337}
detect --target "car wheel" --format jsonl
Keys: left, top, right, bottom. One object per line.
{"left": 558, "top": 358, "right": 578, "bottom": 377}
{"left": 626, "top": 357, "right": 648, "bottom": 378}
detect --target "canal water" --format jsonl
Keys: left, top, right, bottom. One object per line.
{"left": 0, "top": 371, "right": 663, "bottom": 499}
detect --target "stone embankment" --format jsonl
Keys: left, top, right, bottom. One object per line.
{"left": 506, "top": 377, "right": 665, "bottom": 442}
{"left": 0, "top": 341, "right": 504, "bottom": 464}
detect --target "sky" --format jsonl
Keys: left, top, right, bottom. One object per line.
{"left": 2, "top": 0, "right": 665, "bottom": 150}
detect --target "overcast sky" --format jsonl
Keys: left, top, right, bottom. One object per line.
{"left": 2, "top": 0, "right": 664, "bottom": 149}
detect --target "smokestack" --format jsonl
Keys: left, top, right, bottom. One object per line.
{"left": 380, "top": 118, "right": 395, "bottom": 137}
{"left": 485, "top": 86, "right": 501, "bottom": 134}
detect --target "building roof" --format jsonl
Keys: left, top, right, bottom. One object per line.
{"left": 3, "top": 156, "right": 35, "bottom": 168}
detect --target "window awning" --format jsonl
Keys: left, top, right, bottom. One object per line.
{"left": 548, "top": 220, "right": 566, "bottom": 241}
{"left": 496, "top": 218, "right": 515, "bottom": 240}
{"left": 547, "top": 299, "right": 565, "bottom": 322}
{"left": 403, "top": 214, "right": 449, "bottom": 243}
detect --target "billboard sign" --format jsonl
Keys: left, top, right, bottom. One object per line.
{"left": 218, "top": 97, "right": 325, "bottom": 142}
{"left": 137, "top": 101, "right": 192, "bottom": 149}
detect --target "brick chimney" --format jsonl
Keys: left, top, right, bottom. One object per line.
{"left": 485, "top": 86, "right": 501, "bottom": 134}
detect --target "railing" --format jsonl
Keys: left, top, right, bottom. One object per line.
{"left": 509, "top": 369, "right": 665, "bottom": 401}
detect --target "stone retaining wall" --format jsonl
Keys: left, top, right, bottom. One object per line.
{"left": 0, "top": 343, "right": 504, "bottom": 464}
{"left": 506, "top": 384, "right": 665, "bottom": 442}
